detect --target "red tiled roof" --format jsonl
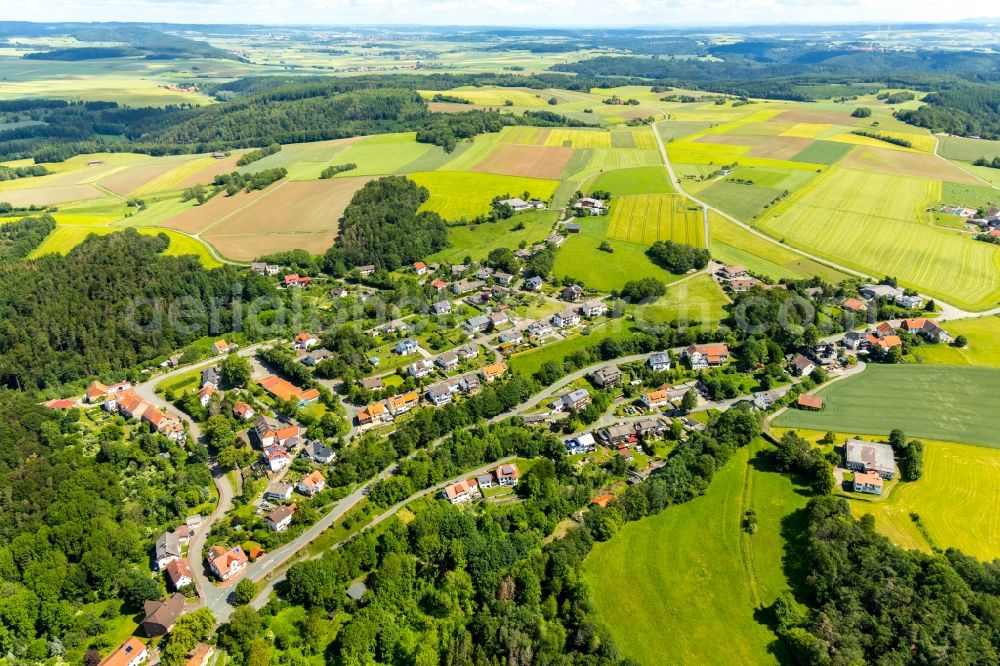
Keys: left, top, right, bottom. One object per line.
{"left": 797, "top": 394, "right": 824, "bottom": 409}
{"left": 591, "top": 494, "right": 615, "bottom": 508}
{"left": 98, "top": 638, "right": 147, "bottom": 666}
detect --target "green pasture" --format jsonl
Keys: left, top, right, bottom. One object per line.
{"left": 698, "top": 181, "right": 782, "bottom": 221}
{"left": 587, "top": 166, "right": 674, "bottom": 195}
{"left": 937, "top": 134, "right": 1000, "bottom": 163}
{"left": 584, "top": 148, "right": 663, "bottom": 171}
{"left": 941, "top": 181, "right": 1000, "bottom": 210}
{"left": 629, "top": 273, "right": 730, "bottom": 325}
{"left": 430, "top": 210, "right": 559, "bottom": 264}
{"left": 509, "top": 324, "right": 632, "bottom": 378}
{"left": 757, "top": 168, "right": 1000, "bottom": 310}
{"left": 911, "top": 316, "right": 1000, "bottom": 368}
{"left": 773, "top": 364, "right": 1000, "bottom": 447}
{"left": 410, "top": 171, "right": 559, "bottom": 219}
{"left": 584, "top": 441, "right": 807, "bottom": 666}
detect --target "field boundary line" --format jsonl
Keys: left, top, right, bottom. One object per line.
{"left": 197, "top": 180, "right": 290, "bottom": 236}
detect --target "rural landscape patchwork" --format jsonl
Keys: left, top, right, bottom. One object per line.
{"left": 2, "top": 10, "right": 1000, "bottom": 666}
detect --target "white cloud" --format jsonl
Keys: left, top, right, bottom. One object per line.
{"left": 2, "top": 0, "right": 999, "bottom": 25}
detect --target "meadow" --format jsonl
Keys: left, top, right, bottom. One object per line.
{"left": 772, "top": 364, "right": 1000, "bottom": 447}
{"left": 587, "top": 166, "right": 674, "bottom": 195}
{"left": 629, "top": 273, "right": 730, "bottom": 325}
{"left": 429, "top": 210, "right": 560, "bottom": 264}
{"left": 584, "top": 441, "right": 807, "bottom": 665}
{"left": 910, "top": 316, "right": 1000, "bottom": 368}
{"left": 508, "top": 324, "right": 632, "bottom": 378}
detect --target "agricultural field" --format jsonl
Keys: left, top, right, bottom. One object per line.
{"left": 587, "top": 166, "right": 674, "bottom": 195}
{"left": 30, "top": 225, "right": 222, "bottom": 268}
{"left": 629, "top": 273, "right": 730, "bottom": 325}
{"left": 937, "top": 134, "right": 1000, "bottom": 163}
{"left": 607, "top": 194, "right": 704, "bottom": 247}
{"left": 772, "top": 364, "right": 1000, "bottom": 448}
{"left": 584, "top": 441, "right": 807, "bottom": 666}
{"left": 472, "top": 143, "right": 574, "bottom": 179}
{"left": 910, "top": 316, "right": 1000, "bottom": 368}
{"left": 756, "top": 168, "right": 1000, "bottom": 310}
{"left": 410, "top": 171, "right": 559, "bottom": 219}
{"left": 429, "top": 210, "right": 560, "bottom": 264}
{"left": 545, "top": 128, "right": 614, "bottom": 149}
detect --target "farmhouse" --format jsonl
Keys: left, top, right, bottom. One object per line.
{"left": 683, "top": 343, "right": 730, "bottom": 370}
{"left": 259, "top": 375, "right": 320, "bottom": 404}
{"left": 648, "top": 352, "right": 671, "bottom": 372}
{"left": 98, "top": 637, "right": 148, "bottom": 666}
{"left": 859, "top": 284, "right": 903, "bottom": 301}
{"left": 207, "top": 545, "right": 248, "bottom": 581}
{"left": 141, "top": 593, "right": 186, "bottom": 637}
{"left": 591, "top": 365, "right": 622, "bottom": 387}
{"left": 845, "top": 439, "right": 896, "bottom": 479}
{"left": 728, "top": 277, "right": 762, "bottom": 293}
{"left": 573, "top": 197, "right": 606, "bottom": 214}
{"left": 790, "top": 354, "right": 816, "bottom": 377}
{"left": 853, "top": 469, "right": 885, "bottom": 495}
{"left": 718, "top": 264, "right": 748, "bottom": 280}
{"left": 902, "top": 318, "right": 953, "bottom": 343}
{"left": 797, "top": 394, "right": 824, "bottom": 410}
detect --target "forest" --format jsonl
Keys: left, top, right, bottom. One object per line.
{"left": 0, "top": 214, "right": 55, "bottom": 264}
{"left": 0, "top": 230, "right": 275, "bottom": 392}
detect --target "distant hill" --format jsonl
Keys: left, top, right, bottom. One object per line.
{"left": 13, "top": 24, "right": 235, "bottom": 61}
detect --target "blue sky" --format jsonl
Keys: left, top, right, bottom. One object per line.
{"left": 5, "top": 0, "right": 999, "bottom": 27}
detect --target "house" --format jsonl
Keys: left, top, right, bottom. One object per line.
{"left": 573, "top": 197, "right": 606, "bottom": 214}
{"left": 842, "top": 330, "right": 868, "bottom": 351}
{"left": 213, "top": 339, "right": 235, "bottom": 355}
{"left": 902, "top": 318, "right": 952, "bottom": 343}
{"left": 498, "top": 329, "right": 523, "bottom": 346}
{"left": 358, "top": 401, "right": 390, "bottom": 426}
{"left": 843, "top": 297, "right": 867, "bottom": 313}
{"left": 480, "top": 362, "right": 507, "bottom": 383}
{"left": 266, "top": 504, "right": 296, "bottom": 532}
{"left": 524, "top": 276, "right": 544, "bottom": 291}
{"left": 372, "top": 318, "right": 409, "bottom": 336}
{"left": 565, "top": 222, "right": 581, "bottom": 233}
{"left": 591, "top": 365, "right": 622, "bottom": 387}
{"left": 456, "top": 344, "right": 480, "bottom": 360}
{"left": 198, "top": 386, "right": 216, "bottom": 407}
{"left": 845, "top": 439, "right": 896, "bottom": 479}
{"left": 142, "top": 408, "right": 184, "bottom": 440}
{"left": 561, "top": 284, "right": 584, "bottom": 301}
{"left": 450, "top": 264, "right": 468, "bottom": 278}
{"left": 562, "top": 388, "right": 592, "bottom": 412}
{"left": 427, "top": 382, "right": 454, "bottom": 406}
{"left": 495, "top": 463, "right": 520, "bottom": 486}
{"left": 752, "top": 391, "right": 781, "bottom": 411}
{"left": 303, "top": 349, "right": 333, "bottom": 366}
{"left": 895, "top": 294, "right": 924, "bottom": 309}
{"left": 395, "top": 338, "right": 419, "bottom": 355}
{"left": 253, "top": 415, "right": 280, "bottom": 447}
{"left": 728, "top": 277, "right": 762, "bottom": 293}
{"left": 436, "top": 352, "right": 459, "bottom": 371}
{"left": 263, "top": 445, "right": 293, "bottom": 472}
{"left": 141, "top": 593, "right": 186, "bottom": 637}
{"left": 233, "top": 401, "right": 255, "bottom": 421}
{"left": 303, "top": 441, "right": 335, "bottom": 464}
{"left": 361, "top": 376, "right": 383, "bottom": 391}
{"left": 870, "top": 334, "right": 902, "bottom": 351}
{"left": 441, "top": 478, "right": 480, "bottom": 504}
{"left": 527, "top": 321, "right": 554, "bottom": 338}
{"left": 790, "top": 354, "right": 816, "bottom": 377}
{"left": 264, "top": 482, "right": 294, "bottom": 501}
{"left": 648, "top": 352, "right": 671, "bottom": 372}
{"left": 407, "top": 359, "right": 435, "bottom": 378}
{"left": 413, "top": 261, "right": 427, "bottom": 275}
{"left": 358, "top": 264, "right": 376, "bottom": 276}
{"left": 859, "top": 283, "right": 903, "bottom": 301}
{"left": 432, "top": 300, "right": 452, "bottom": 315}
{"left": 184, "top": 644, "right": 214, "bottom": 666}
{"left": 85, "top": 379, "right": 133, "bottom": 403}
{"left": 259, "top": 375, "right": 320, "bottom": 404}
{"left": 718, "top": 264, "right": 748, "bottom": 280}
{"left": 853, "top": 469, "right": 885, "bottom": 495}
{"left": 283, "top": 274, "right": 312, "bottom": 288}
{"left": 207, "top": 545, "right": 249, "bottom": 581}
{"left": 812, "top": 344, "right": 839, "bottom": 367}
{"left": 475, "top": 266, "right": 495, "bottom": 280}
{"left": 683, "top": 343, "right": 730, "bottom": 370}
{"left": 642, "top": 389, "right": 671, "bottom": 409}
{"left": 490, "top": 310, "right": 510, "bottom": 328}
{"left": 797, "top": 394, "right": 824, "bottom": 411}
{"left": 598, "top": 423, "right": 637, "bottom": 445}
{"left": 293, "top": 332, "right": 319, "bottom": 349}
{"left": 477, "top": 473, "right": 494, "bottom": 489}
{"left": 117, "top": 391, "right": 149, "bottom": 420}
{"left": 201, "top": 366, "right": 221, "bottom": 389}
{"left": 567, "top": 432, "right": 597, "bottom": 454}
{"left": 388, "top": 391, "right": 420, "bottom": 415}
{"left": 496, "top": 197, "right": 532, "bottom": 212}
{"left": 164, "top": 558, "right": 192, "bottom": 590}
{"left": 154, "top": 531, "right": 182, "bottom": 571}
{"left": 98, "top": 637, "right": 148, "bottom": 666}
{"left": 431, "top": 279, "right": 448, "bottom": 290}
{"left": 452, "top": 279, "right": 485, "bottom": 295}
{"left": 494, "top": 272, "right": 514, "bottom": 287}
{"left": 464, "top": 315, "right": 491, "bottom": 335}
{"left": 299, "top": 470, "right": 326, "bottom": 496}
{"left": 553, "top": 310, "right": 581, "bottom": 329}
{"left": 581, "top": 299, "right": 608, "bottom": 318}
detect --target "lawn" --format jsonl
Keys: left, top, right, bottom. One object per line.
{"left": 587, "top": 166, "right": 674, "bottom": 195}
{"left": 429, "top": 210, "right": 559, "bottom": 264}
{"left": 629, "top": 274, "right": 730, "bottom": 325}
{"left": 772, "top": 364, "right": 1000, "bottom": 448}
{"left": 509, "top": 324, "right": 632, "bottom": 378}
{"left": 756, "top": 168, "right": 1000, "bottom": 310}
{"left": 553, "top": 216, "right": 688, "bottom": 292}
{"left": 607, "top": 194, "right": 704, "bottom": 246}
{"left": 584, "top": 441, "right": 807, "bottom": 666}
{"left": 409, "top": 171, "right": 559, "bottom": 219}
{"left": 910, "top": 316, "right": 1000, "bottom": 368}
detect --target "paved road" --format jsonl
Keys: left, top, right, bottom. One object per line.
{"left": 249, "top": 455, "right": 517, "bottom": 610}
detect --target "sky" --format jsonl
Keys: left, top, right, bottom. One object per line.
{"left": 4, "top": 0, "right": 1000, "bottom": 27}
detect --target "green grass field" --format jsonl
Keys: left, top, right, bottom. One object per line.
{"left": 584, "top": 441, "right": 807, "bottom": 665}
{"left": 910, "top": 316, "right": 1000, "bottom": 368}
{"left": 509, "top": 324, "right": 631, "bottom": 378}
{"left": 553, "top": 216, "right": 687, "bottom": 292}
{"left": 757, "top": 168, "right": 1000, "bottom": 310}
{"left": 937, "top": 134, "right": 1000, "bottom": 163}
{"left": 410, "top": 171, "right": 559, "bottom": 219}
{"left": 772, "top": 364, "right": 1000, "bottom": 447}
{"left": 941, "top": 181, "right": 1000, "bottom": 210}
{"left": 588, "top": 166, "right": 674, "bottom": 195}
{"left": 607, "top": 194, "right": 704, "bottom": 246}
{"left": 698, "top": 181, "right": 783, "bottom": 221}
{"left": 429, "top": 210, "right": 559, "bottom": 264}
{"left": 629, "top": 274, "right": 730, "bottom": 324}
{"left": 788, "top": 140, "right": 854, "bottom": 165}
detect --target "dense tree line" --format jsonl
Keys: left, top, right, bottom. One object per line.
{"left": 0, "top": 390, "right": 213, "bottom": 662}
{"left": 319, "top": 162, "right": 357, "bottom": 179}
{"left": 0, "top": 230, "right": 275, "bottom": 392}
{"left": 773, "top": 497, "right": 1000, "bottom": 664}
{"left": 324, "top": 176, "right": 448, "bottom": 273}
{"left": 234, "top": 142, "right": 279, "bottom": 166}
{"left": 0, "top": 213, "right": 55, "bottom": 263}
{"left": 213, "top": 167, "right": 287, "bottom": 193}
{"left": 0, "top": 163, "right": 47, "bottom": 180}
{"left": 850, "top": 129, "right": 912, "bottom": 148}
